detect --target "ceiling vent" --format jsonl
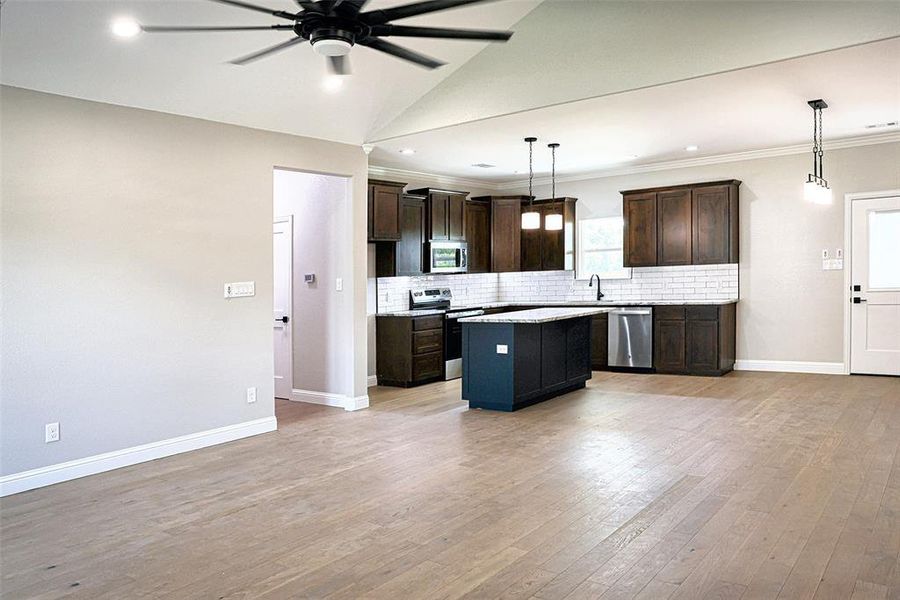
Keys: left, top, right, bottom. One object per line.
{"left": 471, "top": 163, "right": 496, "bottom": 168}
{"left": 865, "top": 121, "right": 899, "bottom": 129}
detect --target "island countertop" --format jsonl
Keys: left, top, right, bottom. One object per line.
{"left": 460, "top": 307, "right": 614, "bottom": 324}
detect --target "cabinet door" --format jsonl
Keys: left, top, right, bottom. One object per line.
{"left": 590, "top": 313, "right": 609, "bottom": 370}
{"left": 397, "top": 197, "right": 425, "bottom": 276}
{"left": 687, "top": 319, "right": 719, "bottom": 372}
{"left": 369, "top": 184, "right": 401, "bottom": 241}
{"left": 566, "top": 317, "right": 592, "bottom": 381}
{"left": 657, "top": 189, "right": 692, "bottom": 265}
{"left": 542, "top": 204, "right": 565, "bottom": 270}
{"left": 448, "top": 194, "right": 466, "bottom": 241}
{"left": 692, "top": 185, "right": 731, "bottom": 264}
{"left": 623, "top": 192, "right": 658, "bottom": 267}
{"left": 654, "top": 319, "right": 686, "bottom": 373}
{"left": 465, "top": 201, "right": 491, "bottom": 273}
{"left": 491, "top": 198, "right": 522, "bottom": 272}
{"left": 429, "top": 193, "right": 449, "bottom": 241}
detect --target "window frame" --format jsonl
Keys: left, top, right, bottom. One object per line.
{"left": 576, "top": 216, "right": 632, "bottom": 281}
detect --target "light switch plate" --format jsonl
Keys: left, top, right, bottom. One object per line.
{"left": 821, "top": 249, "right": 829, "bottom": 260}
{"left": 496, "top": 344, "right": 508, "bottom": 355}
{"left": 224, "top": 281, "right": 255, "bottom": 299}
{"left": 835, "top": 248, "right": 844, "bottom": 259}
{"left": 335, "top": 278, "right": 343, "bottom": 292}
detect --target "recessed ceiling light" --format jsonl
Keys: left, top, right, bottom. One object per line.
{"left": 471, "top": 163, "right": 495, "bottom": 168}
{"left": 111, "top": 17, "right": 141, "bottom": 39}
{"left": 322, "top": 75, "right": 344, "bottom": 93}
{"left": 685, "top": 145, "right": 699, "bottom": 152}
{"left": 865, "top": 121, "right": 898, "bottom": 129}
{"left": 399, "top": 148, "right": 415, "bottom": 155}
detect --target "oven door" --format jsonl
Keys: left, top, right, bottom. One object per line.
{"left": 444, "top": 309, "right": 484, "bottom": 380}
{"left": 428, "top": 242, "right": 468, "bottom": 274}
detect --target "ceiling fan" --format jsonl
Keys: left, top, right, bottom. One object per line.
{"left": 141, "top": 0, "right": 515, "bottom": 74}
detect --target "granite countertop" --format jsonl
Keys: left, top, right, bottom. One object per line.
{"left": 459, "top": 307, "right": 614, "bottom": 324}
{"left": 377, "top": 298, "right": 737, "bottom": 316}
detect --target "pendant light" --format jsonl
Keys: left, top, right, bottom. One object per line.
{"left": 521, "top": 136, "right": 541, "bottom": 230}
{"left": 804, "top": 99, "right": 833, "bottom": 204}
{"left": 545, "top": 142, "right": 563, "bottom": 231}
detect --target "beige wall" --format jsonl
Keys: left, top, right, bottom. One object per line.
{"left": 502, "top": 142, "right": 900, "bottom": 364}
{"left": 0, "top": 86, "right": 369, "bottom": 476}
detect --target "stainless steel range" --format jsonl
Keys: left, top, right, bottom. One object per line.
{"left": 409, "top": 288, "right": 484, "bottom": 380}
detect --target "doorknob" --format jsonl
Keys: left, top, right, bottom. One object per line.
{"left": 276, "top": 316, "right": 290, "bottom": 323}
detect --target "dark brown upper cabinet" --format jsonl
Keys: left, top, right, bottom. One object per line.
{"left": 464, "top": 199, "right": 491, "bottom": 273}
{"left": 374, "top": 193, "right": 426, "bottom": 278}
{"left": 622, "top": 180, "right": 740, "bottom": 267}
{"left": 657, "top": 189, "right": 692, "bottom": 266}
{"left": 623, "top": 192, "right": 658, "bottom": 267}
{"left": 521, "top": 198, "right": 578, "bottom": 272}
{"left": 692, "top": 184, "right": 739, "bottom": 264}
{"left": 471, "top": 195, "right": 529, "bottom": 273}
{"left": 409, "top": 188, "right": 468, "bottom": 242}
{"left": 367, "top": 179, "right": 405, "bottom": 242}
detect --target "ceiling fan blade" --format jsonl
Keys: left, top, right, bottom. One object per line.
{"left": 142, "top": 24, "right": 295, "bottom": 32}
{"left": 358, "top": 38, "right": 445, "bottom": 69}
{"left": 369, "top": 24, "right": 512, "bottom": 41}
{"left": 361, "top": 0, "right": 496, "bottom": 25}
{"left": 228, "top": 36, "right": 307, "bottom": 65}
{"left": 327, "top": 55, "right": 351, "bottom": 75}
{"left": 209, "top": 0, "right": 298, "bottom": 20}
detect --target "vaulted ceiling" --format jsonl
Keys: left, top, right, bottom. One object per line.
{"left": 2, "top": 0, "right": 898, "bottom": 179}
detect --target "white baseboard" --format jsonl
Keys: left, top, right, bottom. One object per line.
{"left": 367, "top": 375, "right": 378, "bottom": 387}
{"left": 734, "top": 360, "right": 846, "bottom": 375}
{"left": 0, "top": 416, "right": 277, "bottom": 497}
{"left": 291, "top": 389, "right": 369, "bottom": 411}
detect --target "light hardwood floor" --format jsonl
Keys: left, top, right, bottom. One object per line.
{"left": 2, "top": 371, "right": 899, "bottom": 599}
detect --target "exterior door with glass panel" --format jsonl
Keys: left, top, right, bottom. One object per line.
{"left": 850, "top": 196, "right": 900, "bottom": 375}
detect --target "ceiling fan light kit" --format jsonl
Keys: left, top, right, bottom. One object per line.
{"left": 804, "top": 98, "right": 833, "bottom": 205}
{"left": 140, "top": 0, "right": 514, "bottom": 76}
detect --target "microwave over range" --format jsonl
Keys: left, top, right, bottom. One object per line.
{"left": 427, "top": 241, "right": 468, "bottom": 274}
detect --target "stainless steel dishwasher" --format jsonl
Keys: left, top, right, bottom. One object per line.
{"left": 608, "top": 307, "right": 654, "bottom": 369}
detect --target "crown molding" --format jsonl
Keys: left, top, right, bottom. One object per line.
{"left": 366, "top": 165, "right": 503, "bottom": 191}
{"left": 370, "top": 131, "right": 900, "bottom": 192}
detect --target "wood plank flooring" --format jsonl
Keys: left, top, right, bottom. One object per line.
{"left": 2, "top": 371, "right": 899, "bottom": 599}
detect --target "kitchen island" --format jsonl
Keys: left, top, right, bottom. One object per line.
{"left": 460, "top": 307, "right": 613, "bottom": 411}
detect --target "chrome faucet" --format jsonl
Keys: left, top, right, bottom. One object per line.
{"left": 588, "top": 274, "right": 605, "bottom": 301}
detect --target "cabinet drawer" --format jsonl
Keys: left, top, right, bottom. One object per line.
{"left": 412, "top": 315, "right": 444, "bottom": 331}
{"left": 686, "top": 305, "right": 719, "bottom": 320}
{"left": 412, "top": 351, "right": 443, "bottom": 380}
{"left": 655, "top": 305, "right": 685, "bottom": 320}
{"left": 413, "top": 330, "right": 443, "bottom": 354}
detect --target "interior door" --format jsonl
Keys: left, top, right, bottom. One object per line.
{"left": 851, "top": 196, "right": 900, "bottom": 375}
{"left": 273, "top": 217, "right": 293, "bottom": 399}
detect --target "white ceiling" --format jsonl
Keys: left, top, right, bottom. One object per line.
{"left": 369, "top": 37, "right": 900, "bottom": 184}
{"left": 370, "top": 0, "right": 900, "bottom": 141}
{"left": 0, "top": 0, "right": 539, "bottom": 145}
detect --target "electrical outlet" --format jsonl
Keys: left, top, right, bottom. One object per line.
{"left": 496, "top": 344, "right": 508, "bottom": 355}
{"left": 45, "top": 422, "right": 60, "bottom": 443}
{"left": 335, "top": 278, "right": 343, "bottom": 292}
{"left": 246, "top": 387, "right": 257, "bottom": 404}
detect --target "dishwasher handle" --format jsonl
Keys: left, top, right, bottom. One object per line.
{"left": 612, "top": 309, "right": 652, "bottom": 316}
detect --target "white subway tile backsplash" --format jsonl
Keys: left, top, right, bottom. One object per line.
{"left": 375, "top": 263, "right": 738, "bottom": 312}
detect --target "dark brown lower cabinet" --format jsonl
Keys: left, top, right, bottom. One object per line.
{"left": 654, "top": 304, "right": 736, "bottom": 375}
{"left": 590, "top": 312, "right": 609, "bottom": 370}
{"left": 376, "top": 315, "right": 444, "bottom": 387}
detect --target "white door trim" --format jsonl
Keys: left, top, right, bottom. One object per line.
{"left": 843, "top": 189, "right": 900, "bottom": 375}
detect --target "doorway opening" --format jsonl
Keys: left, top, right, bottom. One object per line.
{"left": 844, "top": 191, "right": 900, "bottom": 376}
{"left": 272, "top": 168, "right": 353, "bottom": 419}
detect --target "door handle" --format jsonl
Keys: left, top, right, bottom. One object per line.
{"left": 852, "top": 297, "right": 867, "bottom": 304}
{"left": 276, "top": 316, "right": 290, "bottom": 323}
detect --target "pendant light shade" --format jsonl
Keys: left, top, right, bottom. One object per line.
{"left": 521, "top": 136, "right": 540, "bottom": 230}
{"left": 804, "top": 99, "right": 832, "bottom": 204}
{"left": 545, "top": 142, "right": 563, "bottom": 230}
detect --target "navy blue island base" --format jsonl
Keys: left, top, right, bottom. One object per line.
{"left": 461, "top": 308, "right": 611, "bottom": 412}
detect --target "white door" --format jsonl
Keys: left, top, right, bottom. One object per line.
{"left": 850, "top": 196, "right": 900, "bottom": 375}
{"left": 274, "top": 217, "right": 293, "bottom": 399}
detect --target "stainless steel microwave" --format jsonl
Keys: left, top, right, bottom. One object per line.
{"left": 427, "top": 241, "right": 468, "bottom": 274}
